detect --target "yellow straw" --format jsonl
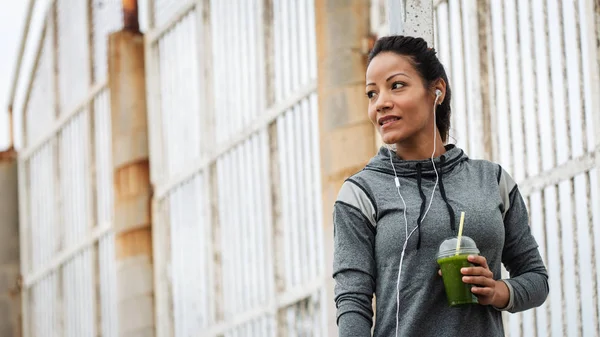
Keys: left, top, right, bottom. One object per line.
{"left": 455, "top": 212, "right": 466, "bottom": 255}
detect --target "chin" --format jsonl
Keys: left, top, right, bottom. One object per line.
{"left": 380, "top": 130, "right": 409, "bottom": 145}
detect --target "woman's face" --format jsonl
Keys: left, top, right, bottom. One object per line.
{"left": 366, "top": 52, "right": 437, "bottom": 146}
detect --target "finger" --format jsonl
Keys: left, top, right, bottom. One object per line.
{"left": 468, "top": 255, "right": 489, "bottom": 269}
{"left": 462, "top": 276, "right": 496, "bottom": 287}
{"left": 471, "top": 286, "right": 494, "bottom": 297}
{"left": 461, "top": 267, "right": 494, "bottom": 278}
{"left": 438, "top": 269, "right": 442, "bottom": 276}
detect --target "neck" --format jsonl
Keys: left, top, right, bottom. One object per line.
{"left": 394, "top": 132, "right": 446, "bottom": 161}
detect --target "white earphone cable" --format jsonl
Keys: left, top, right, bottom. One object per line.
{"left": 394, "top": 92, "right": 441, "bottom": 337}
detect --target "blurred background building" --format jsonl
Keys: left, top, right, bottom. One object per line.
{"left": 0, "top": 0, "right": 598, "bottom": 336}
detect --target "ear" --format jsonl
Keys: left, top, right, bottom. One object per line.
{"left": 432, "top": 79, "right": 447, "bottom": 104}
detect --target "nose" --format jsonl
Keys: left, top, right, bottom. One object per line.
{"left": 375, "top": 92, "right": 393, "bottom": 112}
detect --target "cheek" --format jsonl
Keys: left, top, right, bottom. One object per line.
{"left": 397, "top": 99, "right": 428, "bottom": 122}
{"left": 367, "top": 104, "right": 377, "bottom": 124}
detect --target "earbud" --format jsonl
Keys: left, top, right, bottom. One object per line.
{"left": 435, "top": 89, "right": 442, "bottom": 97}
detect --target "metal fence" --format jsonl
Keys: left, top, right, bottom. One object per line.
{"left": 16, "top": 1, "right": 122, "bottom": 336}
{"left": 373, "top": 0, "right": 600, "bottom": 336}
{"left": 12, "top": 0, "right": 600, "bottom": 336}
{"left": 144, "top": 0, "right": 326, "bottom": 336}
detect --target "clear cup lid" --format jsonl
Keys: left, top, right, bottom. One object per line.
{"left": 437, "top": 236, "right": 479, "bottom": 258}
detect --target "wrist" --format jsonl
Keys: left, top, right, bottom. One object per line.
{"left": 491, "top": 280, "right": 510, "bottom": 309}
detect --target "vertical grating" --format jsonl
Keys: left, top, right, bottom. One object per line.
{"left": 156, "top": 11, "right": 202, "bottom": 176}
{"left": 59, "top": 110, "right": 96, "bottom": 337}
{"left": 18, "top": 0, "right": 119, "bottom": 335}
{"left": 412, "top": 0, "right": 600, "bottom": 335}
{"left": 94, "top": 87, "right": 118, "bottom": 337}
{"left": 216, "top": 131, "right": 274, "bottom": 334}
{"left": 143, "top": 0, "right": 323, "bottom": 335}
{"left": 272, "top": 0, "right": 316, "bottom": 105}
{"left": 25, "top": 27, "right": 55, "bottom": 146}
{"left": 29, "top": 142, "right": 60, "bottom": 336}
{"left": 91, "top": 0, "right": 123, "bottom": 83}
{"left": 210, "top": 0, "right": 266, "bottom": 144}
{"left": 56, "top": 0, "right": 90, "bottom": 114}
{"left": 152, "top": 0, "right": 188, "bottom": 27}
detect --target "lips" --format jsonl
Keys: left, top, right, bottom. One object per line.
{"left": 378, "top": 115, "right": 401, "bottom": 126}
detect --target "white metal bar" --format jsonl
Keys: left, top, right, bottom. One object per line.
{"left": 227, "top": 151, "right": 237, "bottom": 322}
{"left": 237, "top": 146, "right": 249, "bottom": 313}
{"left": 212, "top": 0, "right": 224, "bottom": 144}
{"left": 7, "top": 0, "right": 35, "bottom": 112}
{"left": 280, "top": 0, "right": 291, "bottom": 99}
{"left": 289, "top": 0, "right": 300, "bottom": 92}
{"left": 216, "top": 159, "right": 229, "bottom": 320}
{"left": 519, "top": 150, "right": 598, "bottom": 197}
{"left": 285, "top": 111, "right": 300, "bottom": 288}
{"left": 309, "top": 93, "right": 325, "bottom": 276}
{"left": 460, "top": 0, "right": 482, "bottom": 158}
{"left": 20, "top": 82, "right": 107, "bottom": 160}
{"left": 248, "top": 136, "right": 260, "bottom": 309}
{"left": 519, "top": 0, "right": 541, "bottom": 177}
{"left": 294, "top": 105, "right": 308, "bottom": 284}
{"left": 581, "top": 1, "right": 600, "bottom": 335}
{"left": 170, "top": 187, "right": 181, "bottom": 336}
{"left": 22, "top": 222, "right": 112, "bottom": 288}
{"left": 239, "top": 0, "right": 251, "bottom": 127}
{"left": 154, "top": 82, "right": 316, "bottom": 200}
{"left": 146, "top": 0, "right": 196, "bottom": 43}
{"left": 298, "top": 0, "right": 309, "bottom": 86}
{"left": 206, "top": 276, "right": 325, "bottom": 336}
{"left": 546, "top": 0, "right": 568, "bottom": 168}
{"left": 277, "top": 115, "right": 293, "bottom": 293}
{"left": 492, "top": 0, "right": 515, "bottom": 173}
{"left": 254, "top": 132, "right": 267, "bottom": 304}
{"left": 504, "top": 0, "right": 526, "bottom": 182}
{"left": 221, "top": 155, "right": 232, "bottom": 320}
{"left": 572, "top": 174, "right": 595, "bottom": 337}
{"left": 301, "top": 99, "right": 316, "bottom": 280}
{"left": 18, "top": 2, "right": 56, "bottom": 147}
{"left": 273, "top": 0, "right": 283, "bottom": 103}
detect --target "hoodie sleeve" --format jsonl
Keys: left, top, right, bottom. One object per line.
{"left": 333, "top": 180, "right": 377, "bottom": 336}
{"left": 497, "top": 167, "right": 549, "bottom": 313}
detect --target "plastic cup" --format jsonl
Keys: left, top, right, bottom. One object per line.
{"left": 436, "top": 236, "right": 480, "bottom": 306}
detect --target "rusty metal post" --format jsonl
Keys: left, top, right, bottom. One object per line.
{"left": 314, "top": 1, "right": 374, "bottom": 335}
{"left": 108, "top": 27, "right": 154, "bottom": 336}
{"left": 0, "top": 150, "right": 21, "bottom": 337}
{"left": 122, "top": 0, "right": 140, "bottom": 32}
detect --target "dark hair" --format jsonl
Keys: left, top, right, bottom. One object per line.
{"left": 367, "top": 36, "right": 452, "bottom": 142}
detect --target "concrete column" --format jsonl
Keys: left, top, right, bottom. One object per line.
{"left": 314, "top": 1, "right": 374, "bottom": 335}
{"left": 0, "top": 150, "right": 21, "bottom": 337}
{"left": 108, "top": 30, "right": 154, "bottom": 337}
{"left": 387, "top": 0, "right": 434, "bottom": 45}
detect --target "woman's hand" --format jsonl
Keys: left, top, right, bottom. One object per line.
{"left": 438, "top": 255, "right": 510, "bottom": 308}
{"left": 460, "top": 255, "right": 509, "bottom": 308}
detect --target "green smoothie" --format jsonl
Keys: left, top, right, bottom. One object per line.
{"left": 437, "top": 254, "right": 479, "bottom": 306}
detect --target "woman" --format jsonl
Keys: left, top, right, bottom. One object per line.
{"left": 332, "top": 35, "right": 549, "bottom": 337}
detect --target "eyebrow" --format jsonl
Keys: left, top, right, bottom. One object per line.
{"left": 366, "top": 72, "right": 411, "bottom": 87}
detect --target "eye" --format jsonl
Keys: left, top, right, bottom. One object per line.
{"left": 392, "top": 82, "right": 405, "bottom": 90}
{"left": 366, "top": 91, "right": 377, "bottom": 99}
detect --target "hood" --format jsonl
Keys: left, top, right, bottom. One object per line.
{"left": 365, "top": 144, "right": 468, "bottom": 178}
{"left": 364, "top": 144, "right": 468, "bottom": 248}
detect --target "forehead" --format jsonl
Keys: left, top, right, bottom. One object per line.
{"left": 366, "top": 52, "right": 418, "bottom": 82}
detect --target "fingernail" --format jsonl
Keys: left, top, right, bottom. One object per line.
{"left": 461, "top": 268, "right": 467, "bottom": 273}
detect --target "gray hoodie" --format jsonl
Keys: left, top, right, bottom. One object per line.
{"left": 333, "top": 145, "right": 549, "bottom": 337}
